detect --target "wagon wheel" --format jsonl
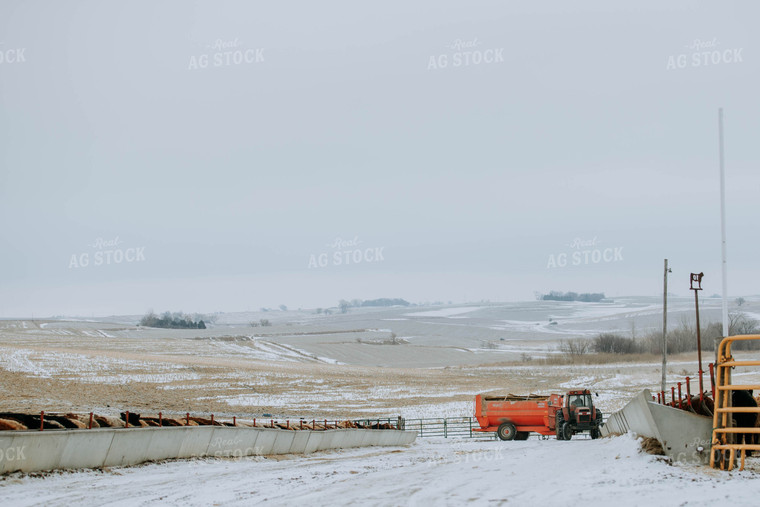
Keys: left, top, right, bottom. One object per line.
{"left": 515, "top": 432, "right": 530, "bottom": 440}
{"left": 497, "top": 422, "right": 517, "bottom": 441}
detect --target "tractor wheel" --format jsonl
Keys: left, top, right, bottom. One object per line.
{"left": 590, "top": 427, "right": 600, "bottom": 440}
{"left": 515, "top": 432, "right": 530, "bottom": 440}
{"left": 561, "top": 422, "right": 573, "bottom": 441}
{"left": 497, "top": 422, "right": 517, "bottom": 441}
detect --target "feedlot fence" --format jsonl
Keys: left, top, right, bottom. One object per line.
{"left": 369, "top": 416, "right": 608, "bottom": 440}
{"left": 406, "top": 417, "right": 497, "bottom": 440}
{"left": 408, "top": 417, "right": 496, "bottom": 439}
{"left": 352, "top": 417, "right": 493, "bottom": 439}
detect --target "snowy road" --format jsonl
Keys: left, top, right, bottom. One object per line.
{"left": 1, "top": 435, "right": 756, "bottom": 506}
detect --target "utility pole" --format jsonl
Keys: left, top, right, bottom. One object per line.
{"left": 661, "top": 259, "right": 671, "bottom": 394}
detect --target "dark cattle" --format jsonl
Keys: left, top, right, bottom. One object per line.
{"left": 61, "top": 417, "right": 87, "bottom": 429}
{"left": 120, "top": 412, "right": 141, "bottom": 426}
{"left": 688, "top": 396, "right": 714, "bottom": 417}
{"left": 47, "top": 414, "right": 84, "bottom": 429}
{"left": 731, "top": 390, "right": 757, "bottom": 454}
{"left": 0, "top": 413, "right": 39, "bottom": 428}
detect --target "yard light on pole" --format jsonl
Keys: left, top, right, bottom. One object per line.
{"left": 661, "top": 259, "right": 672, "bottom": 395}
{"left": 690, "top": 272, "right": 705, "bottom": 399}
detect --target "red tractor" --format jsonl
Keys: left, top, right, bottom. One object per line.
{"left": 555, "top": 389, "right": 603, "bottom": 440}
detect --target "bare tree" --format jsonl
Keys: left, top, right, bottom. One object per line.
{"left": 559, "top": 338, "right": 591, "bottom": 357}
{"left": 730, "top": 311, "right": 759, "bottom": 335}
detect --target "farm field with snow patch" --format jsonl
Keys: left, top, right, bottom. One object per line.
{"left": 2, "top": 298, "right": 760, "bottom": 504}
{"left": 1, "top": 298, "right": 759, "bottom": 419}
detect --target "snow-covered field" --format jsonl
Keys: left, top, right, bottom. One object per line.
{"left": 1, "top": 434, "right": 757, "bottom": 506}
{"left": 2, "top": 298, "right": 759, "bottom": 418}
{"left": 2, "top": 298, "right": 759, "bottom": 504}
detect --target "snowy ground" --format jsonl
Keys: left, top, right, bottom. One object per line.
{"left": 2, "top": 298, "right": 760, "bottom": 504}
{"left": 1, "top": 434, "right": 757, "bottom": 506}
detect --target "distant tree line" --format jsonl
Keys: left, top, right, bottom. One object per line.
{"left": 337, "top": 298, "right": 411, "bottom": 313}
{"left": 361, "top": 298, "right": 410, "bottom": 307}
{"left": 559, "top": 312, "right": 760, "bottom": 359}
{"left": 541, "top": 291, "right": 606, "bottom": 302}
{"left": 140, "top": 311, "right": 206, "bottom": 329}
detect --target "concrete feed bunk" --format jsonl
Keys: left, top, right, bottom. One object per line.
{"left": 0, "top": 412, "right": 416, "bottom": 473}
{"left": 0, "top": 425, "right": 417, "bottom": 474}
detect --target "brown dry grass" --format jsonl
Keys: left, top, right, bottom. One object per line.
{"left": 489, "top": 351, "right": 700, "bottom": 368}
{"left": 640, "top": 437, "right": 666, "bottom": 456}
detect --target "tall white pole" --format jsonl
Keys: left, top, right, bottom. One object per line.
{"left": 661, "top": 259, "right": 669, "bottom": 395}
{"left": 719, "top": 108, "right": 729, "bottom": 341}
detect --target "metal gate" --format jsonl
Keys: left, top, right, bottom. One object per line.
{"left": 710, "top": 334, "right": 760, "bottom": 471}
{"left": 405, "top": 417, "right": 496, "bottom": 439}
{"left": 353, "top": 416, "right": 494, "bottom": 439}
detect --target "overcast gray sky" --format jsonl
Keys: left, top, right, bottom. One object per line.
{"left": 1, "top": 1, "right": 758, "bottom": 317}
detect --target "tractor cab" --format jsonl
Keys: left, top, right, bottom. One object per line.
{"left": 568, "top": 392, "right": 592, "bottom": 408}
{"left": 567, "top": 392, "right": 593, "bottom": 424}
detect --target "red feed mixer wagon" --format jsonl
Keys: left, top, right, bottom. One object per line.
{"left": 474, "top": 389, "right": 603, "bottom": 440}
